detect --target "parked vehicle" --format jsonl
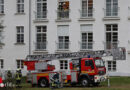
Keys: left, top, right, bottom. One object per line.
{"left": 24, "top": 52, "right": 107, "bottom": 87}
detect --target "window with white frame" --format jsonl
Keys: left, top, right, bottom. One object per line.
{"left": 0, "top": 0, "right": 4, "bottom": 14}
{"left": 36, "top": 0, "right": 47, "bottom": 19}
{"left": 0, "top": 30, "right": 2, "bottom": 43}
{"left": 106, "top": 0, "right": 118, "bottom": 16}
{"left": 0, "top": 59, "right": 4, "bottom": 69}
{"left": 16, "top": 26, "right": 24, "bottom": 43}
{"left": 58, "top": 36, "right": 69, "bottom": 49}
{"left": 16, "top": 60, "right": 24, "bottom": 69}
{"left": 17, "top": 0, "right": 24, "bottom": 13}
{"left": 57, "top": 0, "right": 69, "bottom": 19}
{"left": 106, "top": 24, "right": 118, "bottom": 49}
{"left": 60, "top": 60, "right": 68, "bottom": 70}
{"left": 81, "top": 0, "right": 93, "bottom": 17}
{"left": 57, "top": 25, "right": 69, "bottom": 50}
{"left": 36, "top": 26, "right": 47, "bottom": 50}
{"left": 81, "top": 25, "right": 93, "bottom": 50}
{"left": 107, "top": 61, "right": 116, "bottom": 71}
{"left": 0, "top": 26, "right": 3, "bottom": 44}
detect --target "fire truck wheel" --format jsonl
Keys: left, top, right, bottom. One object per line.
{"left": 81, "top": 78, "right": 89, "bottom": 87}
{"left": 38, "top": 78, "right": 48, "bottom": 87}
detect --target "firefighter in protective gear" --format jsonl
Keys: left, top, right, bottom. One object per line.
{"left": 15, "top": 69, "right": 22, "bottom": 88}
{"left": 6, "top": 70, "right": 13, "bottom": 87}
{"left": 51, "top": 73, "right": 60, "bottom": 88}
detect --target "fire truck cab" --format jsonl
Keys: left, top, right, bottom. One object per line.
{"left": 68, "top": 57, "right": 106, "bottom": 86}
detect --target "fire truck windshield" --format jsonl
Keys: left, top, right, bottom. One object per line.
{"left": 94, "top": 59, "right": 105, "bottom": 67}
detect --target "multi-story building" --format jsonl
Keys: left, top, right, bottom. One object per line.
{"left": 0, "top": 0, "right": 130, "bottom": 76}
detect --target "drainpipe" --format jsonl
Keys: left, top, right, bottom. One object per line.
{"left": 29, "top": 0, "right": 31, "bottom": 55}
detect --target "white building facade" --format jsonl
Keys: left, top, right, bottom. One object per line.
{"left": 0, "top": 0, "right": 130, "bottom": 76}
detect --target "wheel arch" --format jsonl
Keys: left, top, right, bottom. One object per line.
{"left": 79, "top": 74, "right": 90, "bottom": 81}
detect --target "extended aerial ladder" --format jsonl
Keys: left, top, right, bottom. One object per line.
{"left": 25, "top": 47, "right": 126, "bottom": 61}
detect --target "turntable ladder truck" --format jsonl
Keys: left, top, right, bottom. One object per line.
{"left": 24, "top": 48, "right": 126, "bottom": 87}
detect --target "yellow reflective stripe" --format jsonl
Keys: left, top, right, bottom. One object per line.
{"left": 16, "top": 74, "right": 21, "bottom": 80}
{"left": 37, "top": 73, "right": 49, "bottom": 77}
{"left": 81, "top": 70, "right": 95, "bottom": 74}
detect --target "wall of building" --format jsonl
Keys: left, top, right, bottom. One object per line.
{"left": 0, "top": 0, "right": 130, "bottom": 76}
{"left": 0, "top": 0, "right": 29, "bottom": 75}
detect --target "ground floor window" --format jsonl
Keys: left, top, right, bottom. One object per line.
{"left": 60, "top": 60, "right": 68, "bottom": 70}
{"left": 107, "top": 61, "right": 116, "bottom": 71}
{"left": 16, "top": 60, "right": 24, "bottom": 69}
{"left": 0, "top": 59, "right": 4, "bottom": 69}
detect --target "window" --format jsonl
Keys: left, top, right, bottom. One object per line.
{"left": 85, "top": 60, "right": 91, "bottom": 66}
{"left": 106, "top": 0, "right": 118, "bottom": 16}
{"left": 57, "top": 0, "right": 69, "bottom": 19}
{"left": 0, "top": 30, "right": 2, "bottom": 43}
{"left": 85, "top": 60, "right": 94, "bottom": 69}
{"left": 57, "top": 25, "right": 69, "bottom": 50}
{"left": 81, "top": 33, "right": 93, "bottom": 50}
{"left": 0, "top": 0, "right": 4, "bottom": 14}
{"left": 95, "top": 59, "right": 105, "bottom": 67}
{"left": 36, "top": 26, "right": 47, "bottom": 50}
{"left": 58, "top": 36, "right": 69, "bottom": 49}
{"left": 81, "top": 25, "right": 93, "bottom": 50}
{"left": 81, "top": 0, "right": 93, "bottom": 17}
{"left": 16, "top": 60, "right": 24, "bottom": 69}
{"left": 0, "top": 26, "right": 4, "bottom": 44}
{"left": 16, "top": 26, "right": 24, "bottom": 43}
{"left": 36, "top": 0, "right": 47, "bottom": 19}
{"left": 17, "top": 0, "right": 24, "bottom": 13}
{"left": 107, "top": 61, "right": 116, "bottom": 71}
{"left": 0, "top": 59, "right": 4, "bottom": 69}
{"left": 106, "top": 24, "right": 118, "bottom": 49}
{"left": 60, "top": 60, "right": 68, "bottom": 70}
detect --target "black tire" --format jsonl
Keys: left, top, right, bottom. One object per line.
{"left": 38, "top": 78, "right": 48, "bottom": 87}
{"left": 81, "top": 78, "right": 89, "bottom": 87}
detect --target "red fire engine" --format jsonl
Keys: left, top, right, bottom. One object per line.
{"left": 24, "top": 48, "right": 126, "bottom": 87}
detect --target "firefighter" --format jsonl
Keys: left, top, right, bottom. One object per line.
{"left": 6, "top": 70, "right": 13, "bottom": 87}
{"left": 15, "top": 69, "right": 22, "bottom": 88}
{"left": 52, "top": 73, "right": 60, "bottom": 88}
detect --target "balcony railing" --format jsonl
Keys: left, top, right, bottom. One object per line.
{"left": 80, "top": 9, "right": 93, "bottom": 18}
{"left": 104, "top": 8, "right": 119, "bottom": 17}
{"left": 35, "top": 42, "right": 47, "bottom": 51}
{"left": 57, "top": 10, "right": 69, "bottom": 19}
{"left": 35, "top": 11, "right": 47, "bottom": 20}
{"left": 56, "top": 42, "right": 70, "bottom": 51}
{"left": 80, "top": 42, "right": 93, "bottom": 50}
{"left": 105, "top": 41, "right": 118, "bottom": 50}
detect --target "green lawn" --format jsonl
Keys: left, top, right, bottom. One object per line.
{"left": 2, "top": 77, "right": 130, "bottom": 90}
